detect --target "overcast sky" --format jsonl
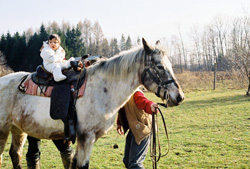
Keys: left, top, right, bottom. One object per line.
{"left": 0, "top": 0, "right": 249, "bottom": 44}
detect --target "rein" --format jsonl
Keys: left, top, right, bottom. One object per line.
{"left": 150, "top": 107, "right": 170, "bottom": 169}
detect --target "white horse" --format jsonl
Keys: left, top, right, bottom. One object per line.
{"left": 0, "top": 39, "right": 184, "bottom": 169}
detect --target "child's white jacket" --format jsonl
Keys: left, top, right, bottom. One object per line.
{"left": 40, "top": 42, "right": 67, "bottom": 72}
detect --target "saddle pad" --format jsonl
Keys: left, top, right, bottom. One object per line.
{"left": 19, "top": 74, "right": 87, "bottom": 98}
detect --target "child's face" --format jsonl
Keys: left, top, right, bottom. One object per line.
{"left": 49, "top": 38, "right": 60, "bottom": 50}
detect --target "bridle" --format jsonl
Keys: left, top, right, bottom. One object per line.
{"left": 141, "top": 51, "right": 175, "bottom": 107}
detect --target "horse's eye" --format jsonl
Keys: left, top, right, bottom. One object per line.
{"left": 157, "top": 66, "right": 164, "bottom": 70}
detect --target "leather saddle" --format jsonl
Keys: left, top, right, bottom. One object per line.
{"left": 32, "top": 58, "right": 88, "bottom": 143}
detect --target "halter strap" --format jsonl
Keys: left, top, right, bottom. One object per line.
{"left": 141, "top": 52, "right": 175, "bottom": 101}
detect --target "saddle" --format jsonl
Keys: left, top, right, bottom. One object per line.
{"left": 18, "top": 58, "right": 89, "bottom": 143}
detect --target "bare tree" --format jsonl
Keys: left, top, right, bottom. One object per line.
{"left": 92, "top": 21, "right": 104, "bottom": 54}
{"left": 47, "top": 21, "right": 60, "bottom": 34}
{"left": 178, "top": 26, "right": 187, "bottom": 70}
{"left": 190, "top": 25, "right": 202, "bottom": 70}
{"left": 210, "top": 15, "right": 231, "bottom": 71}
{"left": 80, "top": 19, "right": 92, "bottom": 50}
{"left": 61, "top": 20, "right": 71, "bottom": 33}
{"left": 25, "top": 27, "right": 34, "bottom": 42}
{"left": 229, "top": 13, "right": 250, "bottom": 95}
{"left": 169, "top": 35, "right": 183, "bottom": 71}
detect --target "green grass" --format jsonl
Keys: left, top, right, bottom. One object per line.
{"left": 2, "top": 89, "right": 250, "bottom": 169}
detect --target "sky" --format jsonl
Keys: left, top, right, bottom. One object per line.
{"left": 0, "top": 0, "right": 249, "bottom": 44}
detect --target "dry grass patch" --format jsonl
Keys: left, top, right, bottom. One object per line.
{"left": 175, "top": 71, "right": 244, "bottom": 92}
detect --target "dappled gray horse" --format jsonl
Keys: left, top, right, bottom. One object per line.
{"left": 0, "top": 38, "right": 184, "bottom": 169}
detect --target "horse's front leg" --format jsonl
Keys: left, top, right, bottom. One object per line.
{"left": 73, "top": 131, "right": 95, "bottom": 169}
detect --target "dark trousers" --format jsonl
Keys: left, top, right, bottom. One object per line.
{"left": 26, "top": 136, "right": 72, "bottom": 160}
{"left": 123, "top": 130, "right": 150, "bottom": 169}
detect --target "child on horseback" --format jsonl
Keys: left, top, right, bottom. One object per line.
{"left": 40, "top": 34, "right": 75, "bottom": 82}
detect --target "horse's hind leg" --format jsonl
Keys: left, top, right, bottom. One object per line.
{"left": 9, "top": 125, "right": 27, "bottom": 169}
{"left": 0, "top": 130, "right": 10, "bottom": 168}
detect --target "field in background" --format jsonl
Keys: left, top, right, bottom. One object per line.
{"left": 1, "top": 89, "right": 249, "bottom": 168}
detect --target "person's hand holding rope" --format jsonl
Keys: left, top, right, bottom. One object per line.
{"left": 150, "top": 103, "right": 159, "bottom": 114}
{"left": 117, "top": 125, "right": 124, "bottom": 135}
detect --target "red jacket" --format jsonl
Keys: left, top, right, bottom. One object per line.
{"left": 117, "top": 91, "right": 153, "bottom": 125}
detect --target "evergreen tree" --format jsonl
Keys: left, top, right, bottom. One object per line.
{"left": 125, "top": 35, "right": 132, "bottom": 50}
{"left": 65, "top": 27, "right": 86, "bottom": 58}
{"left": 10, "top": 32, "right": 27, "bottom": 71}
{"left": 0, "top": 34, "right": 7, "bottom": 54}
{"left": 39, "top": 24, "right": 49, "bottom": 43}
{"left": 137, "top": 37, "right": 141, "bottom": 45}
{"left": 57, "top": 29, "right": 69, "bottom": 57}
{"left": 120, "top": 34, "right": 126, "bottom": 51}
{"left": 24, "top": 33, "right": 43, "bottom": 72}
{"left": 4, "top": 32, "right": 15, "bottom": 68}
{"left": 110, "top": 38, "right": 120, "bottom": 56}
{"left": 100, "top": 38, "right": 110, "bottom": 57}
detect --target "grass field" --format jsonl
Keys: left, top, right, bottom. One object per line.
{"left": 1, "top": 89, "right": 250, "bottom": 169}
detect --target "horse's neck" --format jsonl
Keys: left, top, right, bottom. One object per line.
{"left": 89, "top": 61, "right": 142, "bottom": 110}
{"left": 103, "top": 68, "right": 141, "bottom": 105}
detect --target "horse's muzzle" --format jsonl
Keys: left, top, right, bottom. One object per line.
{"left": 167, "top": 93, "right": 184, "bottom": 107}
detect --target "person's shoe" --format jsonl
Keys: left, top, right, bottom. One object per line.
{"left": 27, "top": 157, "right": 41, "bottom": 169}
{"left": 64, "top": 120, "right": 76, "bottom": 143}
{"left": 60, "top": 148, "right": 75, "bottom": 169}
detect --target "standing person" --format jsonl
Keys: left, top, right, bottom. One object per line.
{"left": 117, "top": 88, "right": 158, "bottom": 169}
{"left": 26, "top": 136, "right": 75, "bottom": 169}
{"left": 40, "top": 34, "right": 75, "bottom": 82}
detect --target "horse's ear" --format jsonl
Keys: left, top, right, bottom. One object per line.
{"left": 155, "top": 40, "right": 161, "bottom": 45}
{"left": 142, "top": 38, "right": 153, "bottom": 55}
{"left": 85, "top": 60, "right": 91, "bottom": 67}
{"left": 82, "top": 54, "right": 89, "bottom": 60}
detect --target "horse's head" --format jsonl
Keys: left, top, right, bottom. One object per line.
{"left": 141, "top": 38, "right": 184, "bottom": 107}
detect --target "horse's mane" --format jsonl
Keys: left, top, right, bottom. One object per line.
{"left": 87, "top": 46, "right": 145, "bottom": 78}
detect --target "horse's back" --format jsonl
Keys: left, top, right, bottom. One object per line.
{"left": 0, "top": 71, "right": 29, "bottom": 92}
{"left": 0, "top": 71, "right": 29, "bottom": 85}
{"left": 0, "top": 71, "right": 29, "bottom": 79}
{"left": 0, "top": 71, "right": 30, "bottom": 117}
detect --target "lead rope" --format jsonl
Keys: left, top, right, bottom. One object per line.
{"left": 150, "top": 106, "right": 170, "bottom": 169}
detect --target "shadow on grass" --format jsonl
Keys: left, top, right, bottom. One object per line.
{"left": 182, "top": 94, "right": 250, "bottom": 109}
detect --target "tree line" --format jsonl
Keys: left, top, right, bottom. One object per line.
{"left": 168, "top": 10, "right": 250, "bottom": 95}
{"left": 0, "top": 19, "right": 134, "bottom": 72}
{"left": 0, "top": 14, "right": 249, "bottom": 95}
